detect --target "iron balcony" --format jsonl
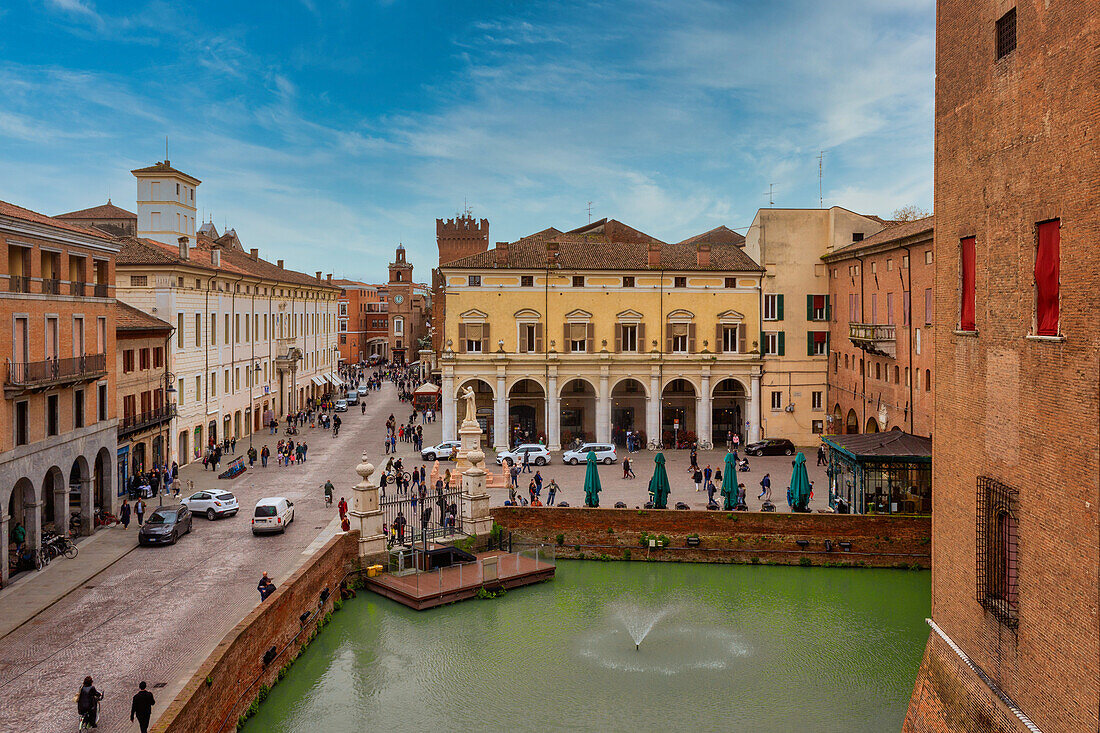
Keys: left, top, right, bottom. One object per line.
{"left": 119, "top": 404, "right": 177, "bottom": 438}
{"left": 5, "top": 353, "right": 108, "bottom": 395}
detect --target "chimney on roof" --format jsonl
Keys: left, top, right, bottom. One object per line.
{"left": 211, "top": 249, "right": 221, "bottom": 268}
{"left": 696, "top": 242, "right": 711, "bottom": 268}
{"left": 648, "top": 242, "right": 661, "bottom": 268}
{"left": 250, "top": 248, "right": 258, "bottom": 260}
{"left": 326, "top": 274, "right": 332, "bottom": 283}
{"left": 277, "top": 259, "right": 284, "bottom": 269}
{"left": 494, "top": 241, "right": 509, "bottom": 266}
{"left": 178, "top": 236, "right": 190, "bottom": 260}
{"left": 316, "top": 271, "right": 322, "bottom": 281}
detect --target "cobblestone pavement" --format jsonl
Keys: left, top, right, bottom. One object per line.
{"left": 0, "top": 384, "right": 410, "bottom": 733}
{"left": 408, "top": 422, "right": 832, "bottom": 513}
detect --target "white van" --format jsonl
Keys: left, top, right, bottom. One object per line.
{"left": 252, "top": 497, "right": 295, "bottom": 535}
{"left": 346, "top": 390, "right": 360, "bottom": 405}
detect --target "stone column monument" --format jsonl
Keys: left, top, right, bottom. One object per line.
{"left": 349, "top": 452, "right": 386, "bottom": 560}
{"left": 455, "top": 387, "right": 493, "bottom": 537}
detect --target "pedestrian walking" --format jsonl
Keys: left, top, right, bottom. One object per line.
{"left": 817, "top": 445, "right": 827, "bottom": 466}
{"left": 338, "top": 497, "right": 348, "bottom": 520}
{"left": 131, "top": 681, "right": 156, "bottom": 733}
{"left": 522, "top": 450, "right": 532, "bottom": 473}
{"left": 510, "top": 465, "right": 519, "bottom": 488}
{"left": 134, "top": 498, "right": 146, "bottom": 526}
{"left": 759, "top": 473, "right": 772, "bottom": 502}
{"left": 547, "top": 479, "right": 559, "bottom": 506}
{"left": 693, "top": 468, "right": 703, "bottom": 492}
{"left": 261, "top": 445, "right": 269, "bottom": 468}
{"left": 534, "top": 470, "right": 543, "bottom": 496}
{"left": 690, "top": 444, "right": 699, "bottom": 471}
{"left": 529, "top": 480, "right": 537, "bottom": 504}
{"left": 706, "top": 479, "right": 716, "bottom": 505}
{"left": 704, "top": 464, "right": 712, "bottom": 484}
{"left": 11, "top": 521, "right": 25, "bottom": 555}
{"left": 119, "top": 500, "right": 131, "bottom": 529}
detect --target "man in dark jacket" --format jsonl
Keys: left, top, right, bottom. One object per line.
{"left": 131, "top": 681, "right": 156, "bottom": 733}
{"left": 393, "top": 511, "right": 407, "bottom": 544}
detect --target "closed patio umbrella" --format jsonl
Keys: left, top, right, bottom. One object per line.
{"left": 648, "top": 452, "right": 671, "bottom": 509}
{"left": 787, "top": 451, "right": 812, "bottom": 512}
{"left": 583, "top": 451, "right": 602, "bottom": 507}
{"left": 720, "top": 451, "right": 738, "bottom": 510}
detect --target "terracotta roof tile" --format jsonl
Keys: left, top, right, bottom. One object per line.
{"left": 130, "top": 161, "right": 201, "bottom": 184}
{"left": 824, "top": 215, "right": 934, "bottom": 259}
{"left": 55, "top": 200, "right": 136, "bottom": 221}
{"left": 116, "top": 236, "right": 340, "bottom": 290}
{"left": 677, "top": 225, "right": 746, "bottom": 247}
{"left": 115, "top": 300, "right": 172, "bottom": 332}
{"left": 0, "top": 199, "right": 118, "bottom": 241}
{"left": 445, "top": 219, "right": 763, "bottom": 272}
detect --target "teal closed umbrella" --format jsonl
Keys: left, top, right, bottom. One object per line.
{"left": 648, "top": 452, "right": 671, "bottom": 509}
{"left": 583, "top": 451, "right": 602, "bottom": 507}
{"left": 720, "top": 451, "right": 738, "bottom": 510}
{"left": 787, "top": 452, "right": 812, "bottom": 512}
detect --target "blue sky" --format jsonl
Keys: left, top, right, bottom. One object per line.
{"left": 0, "top": 0, "right": 934, "bottom": 282}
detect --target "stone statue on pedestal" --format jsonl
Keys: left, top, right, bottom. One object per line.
{"left": 461, "top": 385, "right": 477, "bottom": 425}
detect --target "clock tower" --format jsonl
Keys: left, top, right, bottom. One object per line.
{"left": 387, "top": 245, "right": 414, "bottom": 364}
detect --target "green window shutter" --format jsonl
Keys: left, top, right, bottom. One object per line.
{"left": 807, "top": 331, "right": 814, "bottom": 356}
{"left": 826, "top": 295, "right": 832, "bottom": 322}
{"left": 777, "top": 294, "right": 784, "bottom": 321}
{"left": 777, "top": 331, "right": 785, "bottom": 356}
{"left": 806, "top": 295, "right": 814, "bottom": 322}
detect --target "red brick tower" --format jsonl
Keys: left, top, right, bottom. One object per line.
{"left": 433, "top": 214, "right": 489, "bottom": 358}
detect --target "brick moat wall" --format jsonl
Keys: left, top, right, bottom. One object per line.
{"left": 153, "top": 532, "right": 359, "bottom": 733}
{"left": 493, "top": 507, "right": 931, "bottom": 568}
{"left": 904, "top": 631, "right": 1031, "bottom": 733}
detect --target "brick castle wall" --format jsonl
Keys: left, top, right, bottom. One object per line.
{"left": 494, "top": 507, "right": 931, "bottom": 567}
{"left": 152, "top": 532, "right": 359, "bottom": 733}
{"left": 905, "top": 1, "right": 1100, "bottom": 732}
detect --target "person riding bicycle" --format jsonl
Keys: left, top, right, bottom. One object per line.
{"left": 332, "top": 415, "right": 341, "bottom": 436}
{"left": 323, "top": 481, "right": 334, "bottom": 505}
{"left": 78, "top": 675, "right": 103, "bottom": 728}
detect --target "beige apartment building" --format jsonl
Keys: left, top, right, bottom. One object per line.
{"left": 744, "top": 207, "right": 887, "bottom": 444}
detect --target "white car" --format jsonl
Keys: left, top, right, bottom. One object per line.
{"left": 333, "top": 399, "right": 348, "bottom": 412}
{"left": 357, "top": 386, "right": 368, "bottom": 397}
{"left": 252, "top": 497, "right": 295, "bottom": 535}
{"left": 497, "top": 444, "right": 552, "bottom": 466}
{"left": 182, "top": 489, "right": 240, "bottom": 520}
{"left": 422, "top": 440, "right": 461, "bottom": 461}
{"left": 563, "top": 443, "right": 617, "bottom": 465}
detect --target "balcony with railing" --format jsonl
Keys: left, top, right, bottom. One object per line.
{"left": 119, "top": 404, "right": 177, "bottom": 438}
{"left": 70, "top": 281, "right": 86, "bottom": 297}
{"left": 93, "top": 282, "right": 109, "bottom": 298}
{"left": 848, "top": 323, "right": 896, "bottom": 358}
{"left": 5, "top": 353, "right": 108, "bottom": 394}
{"left": 42, "top": 278, "right": 61, "bottom": 295}
{"left": 8, "top": 275, "right": 30, "bottom": 293}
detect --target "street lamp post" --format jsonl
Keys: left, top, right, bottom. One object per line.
{"left": 248, "top": 362, "right": 261, "bottom": 451}
{"left": 161, "top": 370, "right": 177, "bottom": 508}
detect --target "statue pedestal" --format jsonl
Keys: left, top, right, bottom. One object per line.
{"left": 460, "top": 438, "right": 493, "bottom": 538}
{"left": 350, "top": 453, "right": 385, "bottom": 560}
{"left": 453, "top": 417, "right": 483, "bottom": 474}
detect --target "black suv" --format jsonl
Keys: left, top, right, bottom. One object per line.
{"left": 744, "top": 438, "right": 796, "bottom": 456}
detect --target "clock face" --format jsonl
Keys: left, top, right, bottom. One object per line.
{"left": 393, "top": 294, "right": 404, "bottom": 304}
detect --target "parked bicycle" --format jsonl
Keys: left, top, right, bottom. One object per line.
{"left": 94, "top": 508, "right": 117, "bottom": 527}
{"left": 42, "top": 530, "right": 78, "bottom": 560}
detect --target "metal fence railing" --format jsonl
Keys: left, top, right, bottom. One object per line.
{"left": 6, "top": 353, "right": 108, "bottom": 387}
{"left": 380, "top": 484, "right": 464, "bottom": 544}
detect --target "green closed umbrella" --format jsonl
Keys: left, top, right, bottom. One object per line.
{"left": 648, "top": 452, "right": 671, "bottom": 509}
{"left": 583, "top": 451, "right": 602, "bottom": 507}
{"left": 720, "top": 451, "right": 738, "bottom": 510}
{"left": 787, "top": 451, "right": 812, "bottom": 512}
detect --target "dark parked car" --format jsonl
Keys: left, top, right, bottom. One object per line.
{"left": 138, "top": 504, "right": 193, "bottom": 546}
{"left": 744, "top": 438, "right": 796, "bottom": 456}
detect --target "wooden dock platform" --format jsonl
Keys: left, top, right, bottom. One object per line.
{"left": 365, "top": 550, "right": 555, "bottom": 610}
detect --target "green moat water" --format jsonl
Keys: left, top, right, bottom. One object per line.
{"left": 244, "top": 561, "right": 930, "bottom": 732}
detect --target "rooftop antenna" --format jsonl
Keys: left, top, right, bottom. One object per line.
{"left": 817, "top": 151, "right": 826, "bottom": 208}
{"left": 165, "top": 135, "right": 169, "bottom": 161}
{"left": 764, "top": 184, "right": 776, "bottom": 207}
{"left": 586, "top": 201, "right": 593, "bottom": 223}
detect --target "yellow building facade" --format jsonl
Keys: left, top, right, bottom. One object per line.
{"left": 437, "top": 220, "right": 765, "bottom": 452}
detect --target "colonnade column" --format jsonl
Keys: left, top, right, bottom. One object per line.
{"left": 494, "top": 370, "right": 508, "bottom": 452}
{"left": 547, "top": 368, "right": 560, "bottom": 452}
{"left": 0, "top": 513, "right": 8, "bottom": 585}
{"left": 441, "top": 371, "right": 456, "bottom": 442}
{"left": 749, "top": 370, "right": 761, "bottom": 443}
{"left": 698, "top": 369, "right": 712, "bottom": 447}
{"left": 647, "top": 369, "right": 660, "bottom": 449}
{"left": 596, "top": 369, "right": 611, "bottom": 443}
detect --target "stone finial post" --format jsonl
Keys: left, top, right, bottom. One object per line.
{"left": 350, "top": 452, "right": 386, "bottom": 560}
{"left": 461, "top": 443, "right": 493, "bottom": 537}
